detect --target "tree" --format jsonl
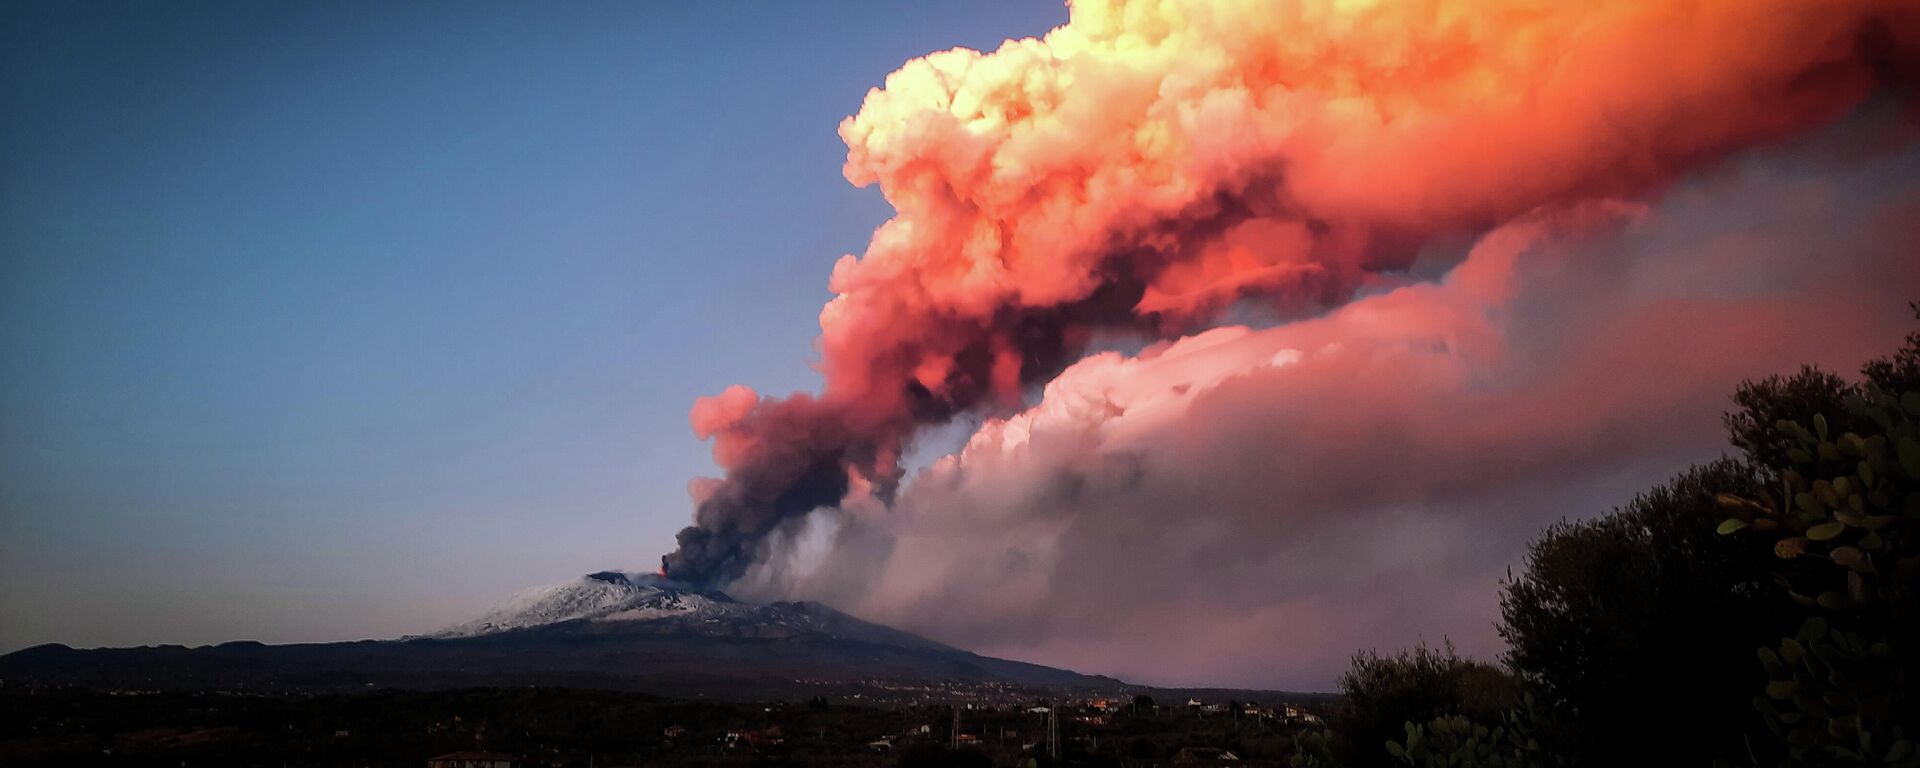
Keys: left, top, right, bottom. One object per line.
{"left": 1498, "top": 459, "right": 1796, "bottom": 765}
{"left": 1727, "top": 367, "right": 1862, "bottom": 471}
{"left": 1860, "top": 303, "right": 1920, "bottom": 395}
{"left": 1728, "top": 303, "right": 1920, "bottom": 473}
{"left": 1714, "top": 317, "right": 1920, "bottom": 766}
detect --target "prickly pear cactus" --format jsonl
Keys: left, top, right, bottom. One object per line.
{"left": 1289, "top": 729, "right": 1336, "bottom": 768}
{"left": 1385, "top": 697, "right": 1558, "bottom": 768}
{"left": 1754, "top": 617, "right": 1912, "bottom": 765}
{"left": 1718, "top": 384, "right": 1920, "bottom": 766}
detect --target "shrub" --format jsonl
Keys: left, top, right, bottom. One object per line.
{"left": 1325, "top": 642, "right": 1519, "bottom": 768}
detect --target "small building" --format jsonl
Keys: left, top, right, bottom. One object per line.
{"left": 725, "top": 728, "right": 784, "bottom": 749}
{"left": 427, "top": 752, "right": 519, "bottom": 768}
{"left": 746, "top": 726, "right": 785, "bottom": 748}
{"left": 663, "top": 725, "right": 686, "bottom": 738}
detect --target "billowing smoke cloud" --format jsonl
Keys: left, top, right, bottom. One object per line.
{"left": 665, "top": 0, "right": 1920, "bottom": 585}
{"left": 736, "top": 135, "right": 1920, "bottom": 688}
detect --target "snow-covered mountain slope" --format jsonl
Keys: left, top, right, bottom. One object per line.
{"left": 430, "top": 571, "right": 740, "bottom": 638}
{"left": 427, "top": 570, "right": 949, "bottom": 651}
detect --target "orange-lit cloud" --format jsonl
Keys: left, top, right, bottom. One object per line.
{"left": 734, "top": 139, "right": 1920, "bottom": 687}
{"left": 667, "top": 0, "right": 1920, "bottom": 584}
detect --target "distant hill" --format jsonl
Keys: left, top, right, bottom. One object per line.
{"left": 0, "top": 572, "right": 1124, "bottom": 700}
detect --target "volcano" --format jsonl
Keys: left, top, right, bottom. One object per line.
{"left": 0, "top": 572, "right": 1119, "bottom": 700}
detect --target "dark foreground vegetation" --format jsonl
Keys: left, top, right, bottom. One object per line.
{"left": 0, "top": 687, "right": 1334, "bottom": 767}
{"left": 1293, "top": 305, "right": 1920, "bottom": 767}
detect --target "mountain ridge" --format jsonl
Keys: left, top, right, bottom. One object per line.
{"left": 0, "top": 570, "right": 1124, "bottom": 702}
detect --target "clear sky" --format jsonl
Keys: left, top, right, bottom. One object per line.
{"left": 0, "top": 1, "right": 1069, "bottom": 652}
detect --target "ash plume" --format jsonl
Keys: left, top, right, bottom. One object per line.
{"left": 664, "top": 0, "right": 1920, "bottom": 586}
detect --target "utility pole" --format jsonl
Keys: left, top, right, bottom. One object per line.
{"left": 1047, "top": 706, "right": 1060, "bottom": 761}
{"left": 952, "top": 705, "right": 961, "bottom": 750}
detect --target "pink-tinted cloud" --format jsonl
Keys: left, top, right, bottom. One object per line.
{"left": 736, "top": 135, "right": 1920, "bottom": 689}
{"left": 666, "top": 0, "right": 1920, "bottom": 584}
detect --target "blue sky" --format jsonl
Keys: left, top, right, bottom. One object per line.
{"left": 0, "top": 1, "right": 1068, "bottom": 650}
